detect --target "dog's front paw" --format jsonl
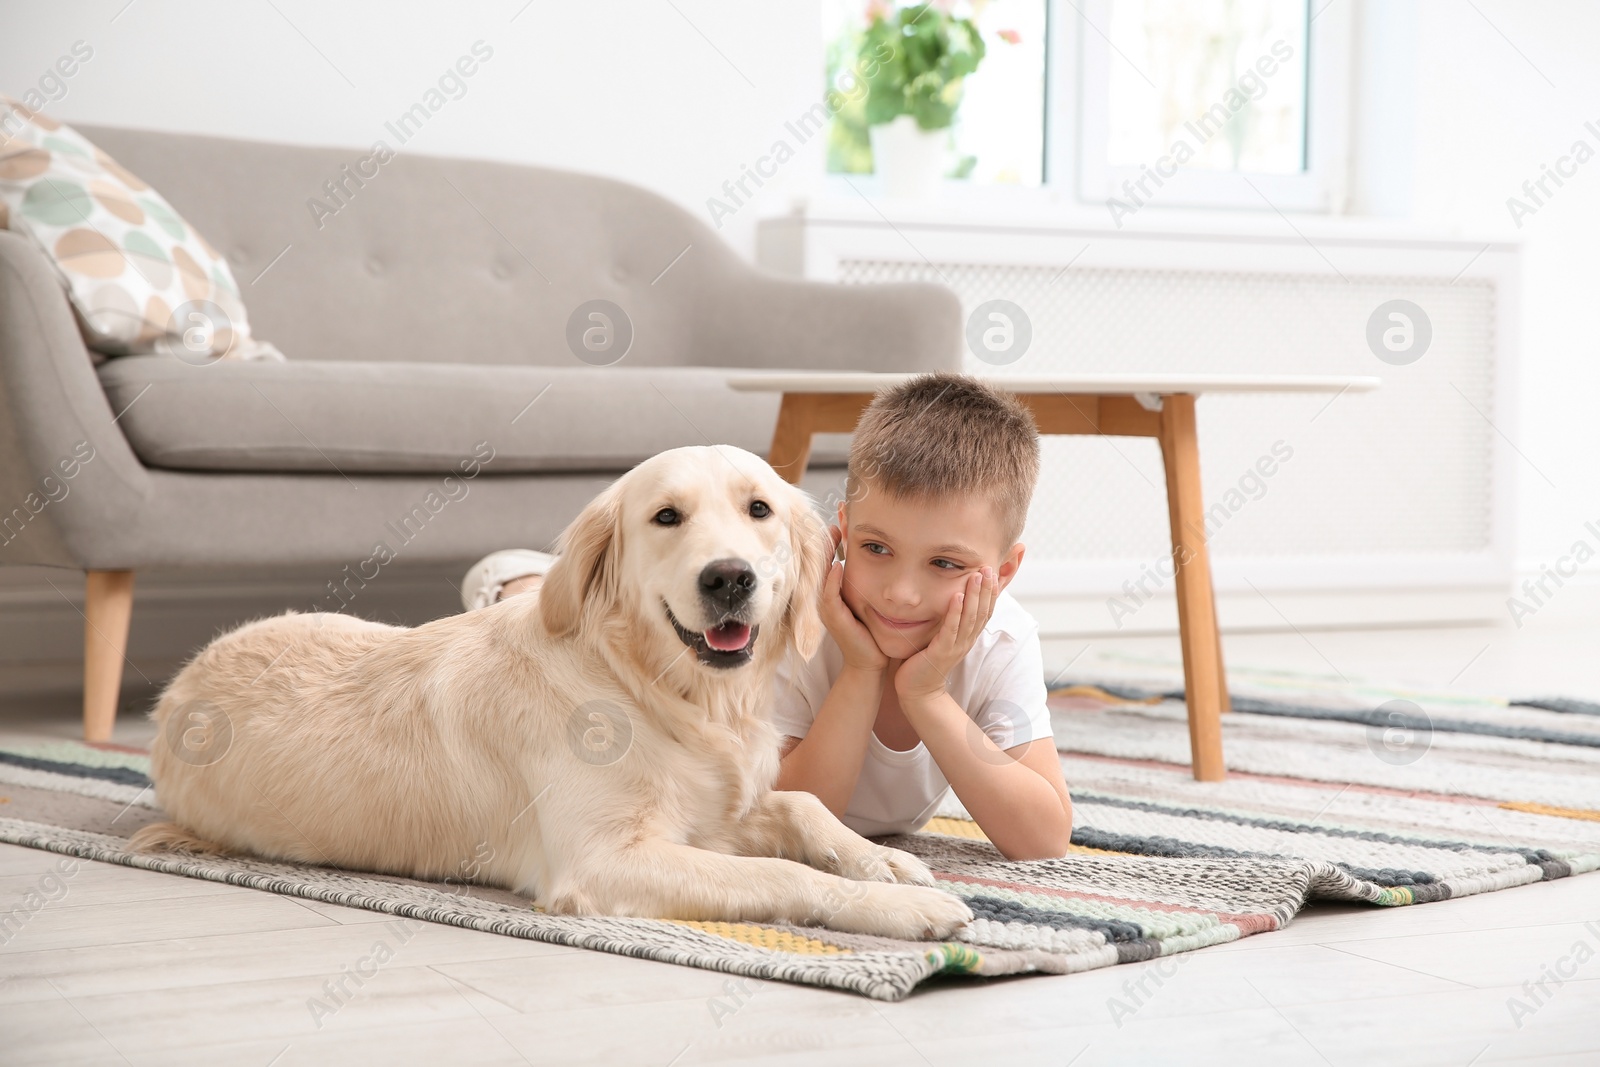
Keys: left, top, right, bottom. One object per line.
{"left": 823, "top": 882, "right": 973, "bottom": 941}
{"left": 823, "top": 842, "right": 937, "bottom": 886}
{"left": 825, "top": 843, "right": 897, "bottom": 883}
{"left": 878, "top": 845, "right": 937, "bottom": 886}
{"left": 898, "top": 884, "right": 974, "bottom": 940}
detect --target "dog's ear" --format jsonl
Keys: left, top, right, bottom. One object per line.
{"left": 783, "top": 489, "right": 830, "bottom": 662}
{"left": 540, "top": 480, "right": 623, "bottom": 639}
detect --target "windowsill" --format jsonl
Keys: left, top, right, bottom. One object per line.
{"left": 760, "top": 179, "right": 1519, "bottom": 250}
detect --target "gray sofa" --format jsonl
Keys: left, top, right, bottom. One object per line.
{"left": 0, "top": 125, "right": 961, "bottom": 740}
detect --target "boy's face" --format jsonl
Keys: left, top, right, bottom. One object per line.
{"left": 835, "top": 483, "right": 1025, "bottom": 661}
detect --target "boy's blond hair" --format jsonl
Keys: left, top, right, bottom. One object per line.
{"left": 845, "top": 371, "right": 1040, "bottom": 551}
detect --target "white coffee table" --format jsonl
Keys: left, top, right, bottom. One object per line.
{"left": 727, "top": 372, "right": 1381, "bottom": 782}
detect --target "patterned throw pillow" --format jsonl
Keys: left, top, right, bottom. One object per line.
{"left": 0, "top": 95, "right": 283, "bottom": 363}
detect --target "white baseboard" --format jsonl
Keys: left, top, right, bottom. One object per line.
{"left": 1015, "top": 584, "right": 1511, "bottom": 638}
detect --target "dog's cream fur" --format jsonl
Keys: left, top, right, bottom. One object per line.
{"left": 129, "top": 445, "right": 973, "bottom": 940}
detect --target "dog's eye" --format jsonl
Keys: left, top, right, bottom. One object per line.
{"left": 749, "top": 499, "right": 771, "bottom": 519}
{"left": 653, "top": 507, "right": 680, "bottom": 526}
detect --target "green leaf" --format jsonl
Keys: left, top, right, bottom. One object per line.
{"left": 865, "top": 89, "right": 904, "bottom": 126}
{"left": 910, "top": 94, "right": 954, "bottom": 130}
{"left": 848, "top": 3, "right": 987, "bottom": 131}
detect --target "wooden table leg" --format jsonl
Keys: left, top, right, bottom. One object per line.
{"left": 1213, "top": 595, "right": 1232, "bottom": 714}
{"left": 1156, "top": 395, "right": 1226, "bottom": 781}
{"left": 84, "top": 569, "right": 135, "bottom": 743}
{"left": 768, "top": 394, "right": 816, "bottom": 485}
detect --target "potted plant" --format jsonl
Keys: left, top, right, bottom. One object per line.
{"left": 861, "top": 2, "right": 986, "bottom": 198}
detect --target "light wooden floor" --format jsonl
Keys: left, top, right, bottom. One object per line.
{"left": 2, "top": 590, "right": 1598, "bottom": 1066}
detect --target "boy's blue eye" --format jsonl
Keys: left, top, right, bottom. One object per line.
{"left": 862, "top": 542, "right": 887, "bottom": 555}
{"left": 933, "top": 559, "right": 960, "bottom": 570}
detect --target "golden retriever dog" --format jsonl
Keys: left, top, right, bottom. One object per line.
{"left": 130, "top": 444, "right": 973, "bottom": 941}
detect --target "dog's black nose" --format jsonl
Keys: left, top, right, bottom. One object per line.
{"left": 699, "top": 558, "right": 756, "bottom": 611}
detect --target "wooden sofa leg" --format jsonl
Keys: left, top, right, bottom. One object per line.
{"left": 83, "top": 570, "right": 135, "bottom": 743}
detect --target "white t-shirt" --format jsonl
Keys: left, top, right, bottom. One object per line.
{"left": 770, "top": 588, "right": 1054, "bottom": 837}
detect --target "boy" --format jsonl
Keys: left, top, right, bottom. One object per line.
{"left": 770, "top": 372, "right": 1072, "bottom": 860}
{"left": 460, "top": 372, "right": 1072, "bottom": 861}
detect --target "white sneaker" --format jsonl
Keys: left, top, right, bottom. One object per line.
{"left": 460, "top": 549, "right": 559, "bottom": 612}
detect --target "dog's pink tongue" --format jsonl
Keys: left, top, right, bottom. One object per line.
{"left": 704, "top": 622, "right": 751, "bottom": 652}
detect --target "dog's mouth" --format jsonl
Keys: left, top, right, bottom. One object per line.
{"left": 665, "top": 602, "right": 759, "bottom": 669}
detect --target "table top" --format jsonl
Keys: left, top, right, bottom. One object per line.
{"left": 726, "top": 372, "right": 1381, "bottom": 395}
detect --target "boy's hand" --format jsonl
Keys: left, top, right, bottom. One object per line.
{"left": 820, "top": 524, "right": 889, "bottom": 672}
{"left": 895, "top": 566, "right": 999, "bottom": 702}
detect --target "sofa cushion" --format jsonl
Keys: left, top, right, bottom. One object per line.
{"left": 0, "top": 96, "right": 281, "bottom": 363}
{"left": 97, "top": 357, "right": 851, "bottom": 474}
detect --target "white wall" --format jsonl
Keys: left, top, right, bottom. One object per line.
{"left": 1, "top": 0, "right": 827, "bottom": 258}
{"left": 1403, "top": 0, "right": 1600, "bottom": 585}
{"left": 3, "top": 0, "right": 1595, "bottom": 582}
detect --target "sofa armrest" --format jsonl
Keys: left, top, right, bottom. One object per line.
{"left": 0, "top": 231, "right": 151, "bottom": 567}
{"left": 692, "top": 264, "right": 963, "bottom": 374}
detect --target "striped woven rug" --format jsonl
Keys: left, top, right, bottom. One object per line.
{"left": 2, "top": 666, "right": 1596, "bottom": 1001}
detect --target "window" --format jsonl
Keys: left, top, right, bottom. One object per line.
{"left": 1070, "top": 0, "right": 1348, "bottom": 214}
{"left": 822, "top": 0, "right": 1348, "bottom": 213}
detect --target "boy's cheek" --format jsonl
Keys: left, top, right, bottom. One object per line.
{"left": 838, "top": 573, "right": 867, "bottom": 614}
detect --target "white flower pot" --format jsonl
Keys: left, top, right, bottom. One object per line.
{"left": 868, "top": 114, "right": 949, "bottom": 200}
